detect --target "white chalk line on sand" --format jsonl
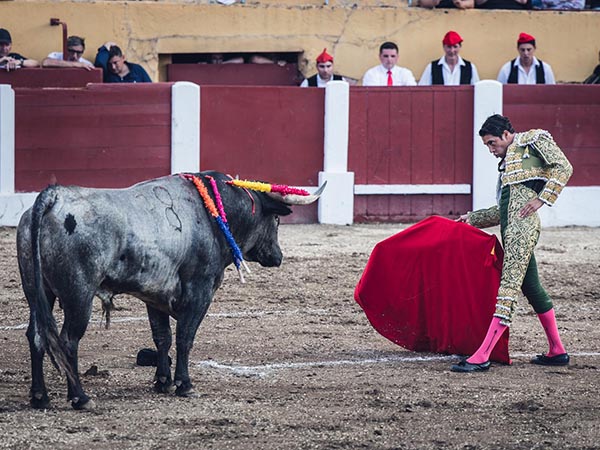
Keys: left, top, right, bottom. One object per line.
{"left": 0, "top": 308, "right": 330, "bottom": 331}
{"left": 195, "top": 352, "right": 600, "bottom": 377}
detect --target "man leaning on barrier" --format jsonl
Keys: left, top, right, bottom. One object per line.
{"left": 0, "top": 28, "right": 39, "bottom": 71}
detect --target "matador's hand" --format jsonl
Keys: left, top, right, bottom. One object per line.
{"left": 519, "top": 198, "right": 544, "bottom": 218}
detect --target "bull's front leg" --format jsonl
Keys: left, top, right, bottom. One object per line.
{"left": 146, "top": 305, "right": 174, "bottom": 393}
{"left": 173, "top": 284, "right": 213, "bottom": 397}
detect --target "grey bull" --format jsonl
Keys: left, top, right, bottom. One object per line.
{"left": 17, "top": 171, "right": 324, "bottom": 410}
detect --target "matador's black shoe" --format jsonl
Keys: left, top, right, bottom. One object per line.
{"left": 450, "top": 358, "right": 491, "bottom": 373}
{"left": 530, "top": 353, "right": 570, "bottom": 366}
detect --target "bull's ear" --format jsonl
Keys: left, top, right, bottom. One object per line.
{"left": 260, "top": 194, "right": 293, "bottom": 217}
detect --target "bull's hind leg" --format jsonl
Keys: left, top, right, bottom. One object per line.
{"left": 146, "top": 305, "right": 174, "bottom": 393}
{"left": 60, "top": 292, "right": 95, "bottom": 410}
{"left": 25, "top": 286, "right": 57, "bottom": 409}
{"left": 174, "top": 284, "right": 213, "bottom": 397}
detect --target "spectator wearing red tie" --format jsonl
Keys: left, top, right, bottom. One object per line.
{"left": 497, "top": 32, "right": 555, "bottom": 85}
{"left": 300, "top": 48, "right": 344, "bottom": 88}
{"left": 362, "top": 42, "right": 417, "bottom": 87}
{"left": 418, "top": 31, "right": 480, "bottom": 86}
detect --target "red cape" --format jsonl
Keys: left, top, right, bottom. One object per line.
{"left": 354, "top": 216, "right": 510, "bottom": 363}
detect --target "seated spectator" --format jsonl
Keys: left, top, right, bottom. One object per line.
{"left": 418, "top": 31, "right": 480, "bottom": 85}
{"left": 419, "top": 0, "right": 474, "bottom": 8}
{"left": 42, "top": 35, "right": 94, "bottom": 70}
{"left": 476, "top": 0, "right": 531, "bottom": 9}
{"left": 362, "top": 42, "right": 417, "bottom": 86}
{"left": 533, "top": 0, "right": 584, "bottom": 8}
{"left": 95, "top": 43, "right": 151, "bottom": 83}
{"left": 497, "top": 32, "right": 555, "bottom": 84}
{"left": 300, "top": 49, "right": 345, "bottom": 88}
{"left": 583, "top": 50, "right": 600, "bottom": 84}
{"left": 249, "top": 54, "right": 287, "bottom": 66}
{"left": 0, "top": 28, "right": 39, "bottom": 70}
{"left": 209, "top": 53, "right": 244, "bottom": 64}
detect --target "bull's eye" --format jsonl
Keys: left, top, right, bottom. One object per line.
{"left": 275, "top": 215, "right": 280, "bottom": 226}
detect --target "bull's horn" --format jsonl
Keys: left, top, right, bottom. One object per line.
{"left": 267, "top": 181, "right": 327, "bottom": 205}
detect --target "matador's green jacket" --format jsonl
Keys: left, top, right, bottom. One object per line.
{"left": 468, "top": 129, "right": 573, "bottom": 228}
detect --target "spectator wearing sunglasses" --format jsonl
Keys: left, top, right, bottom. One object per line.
{"left": 42, "top": 36, "right": 94, "bottom": 70}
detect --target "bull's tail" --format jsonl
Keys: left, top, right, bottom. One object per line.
{"left": 30, "top": 186, "right": 76, "bottom": 383}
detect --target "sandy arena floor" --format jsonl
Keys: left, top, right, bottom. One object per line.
{"left": 0, "top": 223, "right": 599, "bottom": 449}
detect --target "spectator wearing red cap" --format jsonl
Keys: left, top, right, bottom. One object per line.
{"left": 497, "top": 32, "right": 555, "bottom": 85}
{"left": 362, "top": 42, "right": 416, "bottom": 87}
{"left": 475, "top": 0, "right": 531, "bottom": 9}
{"left": 300, "top": 49, "right": 344, "bottom": 88}
{"left": 0, "top": 28, "right": 39, "bottom": 71}
{"left": 418, "top": 31, "right": 480, "bottom": 86}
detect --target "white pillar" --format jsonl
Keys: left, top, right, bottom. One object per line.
{"left": 318, "top": 80, "right": 354, "bottom": 225}
{"left": 0, "top": 84, "right": 15, "bottom": 194}
{"left": 171, "top": 81, "right": 200, "bottom": 174}
{"left": 472, "top": 80, "right": 503, "bottom": 211}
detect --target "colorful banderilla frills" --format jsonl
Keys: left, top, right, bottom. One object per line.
{"left": 183, "top": 174, "right": 250, "bottom": 283}
{"left": 226, "top": 179, "right": 311, "bottom": 197}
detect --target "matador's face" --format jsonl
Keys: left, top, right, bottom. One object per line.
{"left": 481, "top": 131, "right": 513, "bottom": 159}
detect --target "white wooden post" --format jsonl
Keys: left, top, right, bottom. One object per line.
{"left": 0, "top": 84, "right": 15, "bottom": 194}
{"left": 318, "top": 80, "right": 354, "bottom": 225}
{"left": 472, "top": 80, "right": 503, "bottom": 211}
{"left": 171, "top": 81, "right": 200, "bottom": 174}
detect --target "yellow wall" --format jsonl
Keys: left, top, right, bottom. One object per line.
{"left": 2, "top": 1, "right": 599, "bottom": 83}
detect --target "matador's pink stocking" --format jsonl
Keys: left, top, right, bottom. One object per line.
{"left": 467, "top": 317, "right": 508, "bottom": 364}
{"left": 537, "top": 309, "right": 566, "bottom": 357}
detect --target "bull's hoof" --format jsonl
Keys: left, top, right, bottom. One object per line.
{"left": 30, "top": 392, "right": 50, "bottom": 409}
{"left": 154, "top": 380, "right": 176, "bottom": 394}
{"left": 71, "top": 396, "right": 95, "bottom": 411}
{"left": 175, "top": 382, "right": 198, "bottom": 398}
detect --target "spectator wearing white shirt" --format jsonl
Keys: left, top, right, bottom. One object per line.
{"left": 497, "top": 32, "right": 555, "bottom": 85}
{"left": 300, "top": 48, "right": 344, "bottom": 88}
{"left": 42, "top": 36, "right": 94, "bottom": 71}
{"left": 418, "top": 31, "right": 480, "bottom": 86}
{"left": 362, "top": 42, "right": 417, "bottom": 87}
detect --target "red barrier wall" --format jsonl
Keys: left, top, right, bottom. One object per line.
{"left": 199, "top": 86, "right": 324, "bottom": 223}
{"left": 349, "top": 86, "right": 474, "bottom": 222}
{"left": 167, "top": 64, "right": 300, "bottom": 86}
{"left": 504, "top": 85, "right": 600, "bottom": 187}
{"left": 15, "top": 83, "right": 172, "bottom": 191}
{"left": 0, "top": 68, "right": 102, "bottom": 88}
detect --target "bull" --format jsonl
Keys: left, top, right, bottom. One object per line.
{"left": 17, "top": 171, "right": 324, "bottom": 410}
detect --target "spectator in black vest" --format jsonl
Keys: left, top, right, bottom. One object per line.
{"left": 418, "top": 31, "right": 480, "bottom": 86}
{"left": 497, "top": 32, "right": 555, "bottom": 85}
{"left": 583, "top": 50, "right": 600, "bottom": 85}
{"left": 0, "top": 28, "right": 39, "bottom": 71}
{"left": 300, "top": 48, "right": 344, "bottom": 88}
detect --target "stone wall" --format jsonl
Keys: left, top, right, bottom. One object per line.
{"left": 2, "top": 1, "right": 598, "bottom": 83}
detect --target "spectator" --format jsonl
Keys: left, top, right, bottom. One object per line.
{"left": 475, "top": 0, "right": 531, "bottom": 9}
{"left": 418, "top": 31, "right": 480, "bottom": 86}
{"left": 249, "top": 54, "right": 287, "bottom": 66}
{"left": 362, "top": 42, "right": 417, "bottom": 86}
{"left": 419, "top": 0, "right": 474, "bottom": 8}
{"left": 497, "top": 32, "right": 555, "bottom": 84}
{"left": 95, "top": 44, "right": 151, "bottom": 83}
{"left": 42, "top": 35, "right": 93, "bottom": 70}
{"left": 533, "top": 0, "right": 584, "bottom": 9}
{"left": 300, "top": 48, "right": 344, "bottom": 87}
{"left": 0, "top": 28, "right": 39, "bottom": 70}
{"left": 583, "top": 50, "right": 600, "bottom": 84}
{"left": 209, "top": 53, "right": 243, "bottom": 64}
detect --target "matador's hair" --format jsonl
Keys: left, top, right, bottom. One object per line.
{"left": 479, "top": 114, "right": 515, "bottom": 138}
